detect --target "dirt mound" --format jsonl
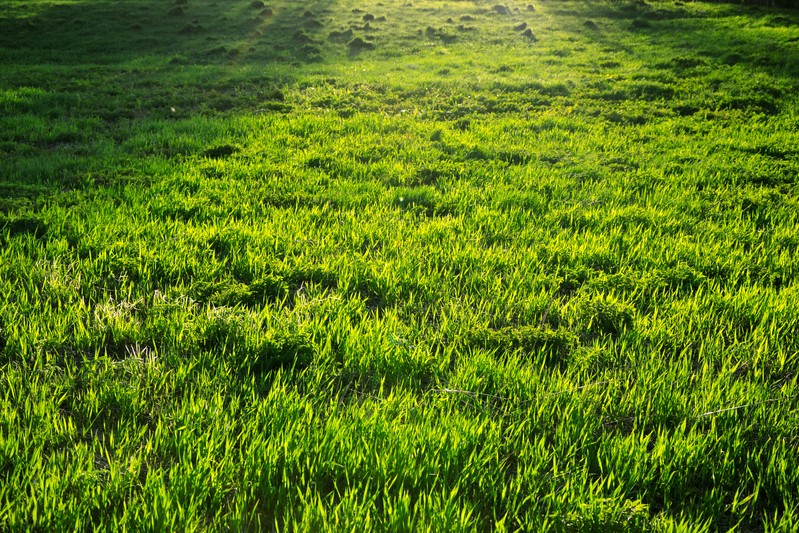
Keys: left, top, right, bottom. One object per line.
{"left": 179, "top": 23, "right": 204, "bottom": 34}
{"left": 348, "top": 37, "right": 374, "bottom": 51}
{"left": 205, "top": 46, "right": 228, "bottom": 56}
{"left": 426, "top": 26, "right": 458, "bottom": 43}
{"left": 298, "top": 45, "right": 321, "bottom": 59}
{"left": 583, "top": 20, "right": 598, "bottom": 30}
{"left": 293, "top": 31, "right": 312, "bottom": 44}
{"left": 328, "top": 28, "right": 353, "bottom": 43}
{"left": 493, "top": 5, "right": 510, "bottom": 15}
{"left": 250, "top": 1, "right": 265, "bottom": 8}
{"left": 514, "top": 22, "right": 527, "bottom": 31}
{"left": 522, "top": 28, "right": 536, "bottom": 40}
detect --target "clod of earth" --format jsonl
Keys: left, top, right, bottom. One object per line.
{"left": 201, "top": 145, "right": 238, "bottom": 159}
{"left": 514, "top": 22, "right": 528, "bottom": 31}
{"left": 493, "top": 5, "right": 510, "bottom": 15}
{"left": 522, "top": 28, "right": 536, "bottom": 40}
{"left": 348, "top": 37, "right": 374, "bottom": 51}
{"left": 179, "top": 24, "right": 203, "bottom": 34}
{"left": 204, "top": 46, "right": 227, "bottom": 56}
{"left": 584, "top": 20, "right": 598, "bottom": 30}
{"left": 298, "top": 45, "right": 320, "bottom": 58}
{"left": 250, "top": 0, "right": 265, "bottom": 8}
{"left": 293, "top": 31, "right": 311, "bottom": 43}
{"left": 329, "top": 28, "right": 354, "bottom": 43}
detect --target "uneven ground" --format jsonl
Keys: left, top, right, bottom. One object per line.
{"left": 2, "top": 0, "right": 799, "bottom": 530}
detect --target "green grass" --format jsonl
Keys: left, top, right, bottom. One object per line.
{"left": 2, "top": 0, "right": 799, "bottom": 530}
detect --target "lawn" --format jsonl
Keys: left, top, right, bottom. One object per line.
{"left": 1, "top": 0, "right": 799, "bottom": 530}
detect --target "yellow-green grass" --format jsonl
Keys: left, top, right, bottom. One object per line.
{"left": 2, "top": 0, "right": 799, "bottom": 530}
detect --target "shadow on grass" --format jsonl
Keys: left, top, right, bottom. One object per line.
{"left": 0, "top": 0, "right": 342, "bottom": 200}
{"left": 0, "top": 0, "right": 336, "bottom": 66}
{"left": 558, "top": 1, "right": 799, "bottom": 79}
{"left": 0, "top": 0, "right": 344, "bottom": 122}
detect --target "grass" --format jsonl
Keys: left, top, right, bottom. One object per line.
{"left": 1, "top": 0, "right": 799, "bottom": 530}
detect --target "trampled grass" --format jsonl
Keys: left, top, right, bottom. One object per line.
{"left": 1, "top": 0, "right": 799, "bottom": 530}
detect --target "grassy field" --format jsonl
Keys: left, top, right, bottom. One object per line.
{"left": 2, "top": 0, "right": 799, "bottom": 530}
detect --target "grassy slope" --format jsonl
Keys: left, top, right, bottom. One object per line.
{"left": 1, "top": 0, "right": 799, "bottom": 530}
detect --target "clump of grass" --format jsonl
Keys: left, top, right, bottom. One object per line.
{"left": 466, "top": 325, "right": 577, "bottom": 365}
{"left": 565, "top": 293, "right": 636, "bottom": 337}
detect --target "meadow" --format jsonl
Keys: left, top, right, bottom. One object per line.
{"left": 1, "top": 0, "right": 799, "bottom": 530}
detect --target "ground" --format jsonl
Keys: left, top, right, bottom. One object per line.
{"left": 1, "top": 0, "right": 799, "bottom": 530}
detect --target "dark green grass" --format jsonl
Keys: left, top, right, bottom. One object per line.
{"left": 2, "top": 0, "right": 799, "bottom": 530}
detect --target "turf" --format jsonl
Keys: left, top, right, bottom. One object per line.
{"left": 2, "top": 0, "right": 799, "bottom": 530}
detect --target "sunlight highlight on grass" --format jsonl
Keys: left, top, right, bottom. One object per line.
{"left": 1, "top": 0, "right": 799, "bottom": 530}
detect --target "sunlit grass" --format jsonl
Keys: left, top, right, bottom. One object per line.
{"left": 2, "top": 0, "right": 799, "bottom": 530}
